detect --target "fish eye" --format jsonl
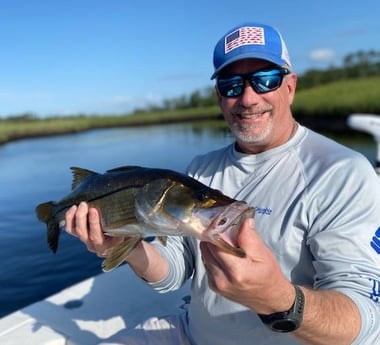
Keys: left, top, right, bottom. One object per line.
{"left": 195, "top": 190, "right": 209, "bottom": 202}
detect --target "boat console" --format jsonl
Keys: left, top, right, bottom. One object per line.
{"left": 347, "top": 113, "right": 380, "bottom": 174}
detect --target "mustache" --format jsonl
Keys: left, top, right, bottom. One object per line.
{"left": 231, "top": 106, "right": 273, "bottom": 116}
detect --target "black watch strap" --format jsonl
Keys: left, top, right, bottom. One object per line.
{"left": 258, "top": 285, "right": 305, "bottom": 332}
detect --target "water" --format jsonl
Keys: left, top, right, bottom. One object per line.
{"left": 0, "top": 122, "right": 235, "bottom": 318}
{"left": 0, "top": 123, "right": 376, "bottom": 318}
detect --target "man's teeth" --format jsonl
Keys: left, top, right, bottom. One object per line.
{"left": 240, "top": 113, "right": 261, "bottom": 119}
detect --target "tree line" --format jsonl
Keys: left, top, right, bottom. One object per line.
{"left": 137, "top": 50, "right": 380, "bottom": 113}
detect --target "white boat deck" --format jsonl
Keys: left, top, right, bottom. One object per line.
{"left": 0, "top": 266, "right": 190, "bottom": 345}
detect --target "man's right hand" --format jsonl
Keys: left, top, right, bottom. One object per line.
{"left": 65, "top": 201, "right": 124, "bottom": 257}
{"left": 64, "top": 201, "right": 169, "bottom": 282}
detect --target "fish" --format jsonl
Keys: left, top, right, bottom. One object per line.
{"left": 36, "top": 166, "right": 254, "bottom": 272}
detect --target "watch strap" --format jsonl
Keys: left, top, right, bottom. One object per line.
{"left": 258, "top": 284, "right": 305, "bottom": 332}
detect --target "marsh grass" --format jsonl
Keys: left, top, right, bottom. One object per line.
{"left": 0, "top": 107, "right": 221, "bottom": 144}
{"left": 1, "top": 76, "right": 380, "bottom": 144}
{"left": 292, "top": 76, "right": 380, "bottom": 117}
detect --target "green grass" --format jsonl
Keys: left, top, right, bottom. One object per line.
{"left": 292, "top": 76, "right": 380, "bottom": 117}
{"left": 0, "top": 107, "right": 222, "bottom": 144}
{"left": 1, "top": 76, "right": 380, "bottom": 145}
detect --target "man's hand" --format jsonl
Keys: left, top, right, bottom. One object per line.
{"left": 65, "top": 201, "right": 169, "bottom": 282}
{"left": 65, "top": 201, "right": 123, "bottom": 257}
{"left": 200, "top": 218, "right": 295, "bottom": 314}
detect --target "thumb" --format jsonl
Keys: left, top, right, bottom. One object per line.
{"left": 236, "top": 217, "right": 266, "bottom": 258}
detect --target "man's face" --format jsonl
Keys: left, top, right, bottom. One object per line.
{"left": 216, "top": 59, "right": 297, "bottom": 154}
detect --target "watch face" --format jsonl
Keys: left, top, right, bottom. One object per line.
{"left": 272, "top": 319, "right": 299, "bottom": 332}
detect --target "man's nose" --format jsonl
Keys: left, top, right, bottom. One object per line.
{"left": 239, "top": 80, "right": 261, "bottom": 106}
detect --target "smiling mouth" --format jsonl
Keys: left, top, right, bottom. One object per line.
{"left": 239, "top": 113, "right": 263, "bottom": 120}
{"left": 238, "top": 112, "right": 268, "bottom": 122}
{"left": 236, "top": 108, "right": 272, "bottom": 120}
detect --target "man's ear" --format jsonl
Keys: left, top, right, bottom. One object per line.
{"left": 286, "top": 73, "right": 297, "bottom": 105}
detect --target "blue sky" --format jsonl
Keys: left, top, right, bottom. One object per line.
{"left": 0, "top": 0, "right": 379, "bottom": 117}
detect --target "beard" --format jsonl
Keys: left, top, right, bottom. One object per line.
{"left": 230, "top": 116, "right": 274, "bottom": 144}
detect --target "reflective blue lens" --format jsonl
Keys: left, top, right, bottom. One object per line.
{"left": 217, "top": 76, "right": 245, "bottom": 98}
{"left": 217, "top": 68, "right": 289, "bottom": 97}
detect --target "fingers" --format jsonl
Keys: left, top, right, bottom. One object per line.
{"left": 201, "top": 217, "right": 294, "bottom": 312}
{"left": 65, "top": 202, "right": 107, "bottom": 255}
{"left": 87, "top": 207, "right": 104, "bottom": 248}
{"left": 87, "top": 208, "right": 123, "bottom": 256}
{"left": 200, "top": 217, "right": 258, "bottom": 291}
{"left": 65, "top": 201, "right": 90, "bottom": 244}
{"left": 65, "top": 204, "right": 77, "bottom": 233}
{"left": 236, "top": 218, "right": 261, "bottom": 256}
{"left": 201, "top": 239, "right": 238, "bottom": 289}
{"left": 236, "top": 217, "right": 275, "bottom": 264}
{"left": 201, "top": 217, "right": 256, "bottom": 265}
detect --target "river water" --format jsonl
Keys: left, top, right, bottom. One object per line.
{"left": 0, "top": 122, "right": 376, "bottom": 317}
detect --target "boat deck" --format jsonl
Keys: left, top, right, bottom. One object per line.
{"left": 0, "top": 266, "right": 190, "bottom": 345}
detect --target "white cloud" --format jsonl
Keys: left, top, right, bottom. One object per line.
{"left": 309, "top": 48, "right": 337, "bottom": 63}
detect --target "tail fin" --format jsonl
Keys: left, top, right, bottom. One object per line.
{"left": 35, "top": 202, "right": 61, "bottom": 253}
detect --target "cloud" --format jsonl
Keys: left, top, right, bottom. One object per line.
{"left": 309, "top": 48, "right": 337, "bottom": 63}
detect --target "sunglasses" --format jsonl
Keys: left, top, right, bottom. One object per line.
{"left": 216, "top": 67, "right": 290, "bottom": 98}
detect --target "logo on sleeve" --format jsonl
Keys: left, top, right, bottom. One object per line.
{"left": 370, "top": 279, "right": 380, "bottom": 302}
{"left": 370, "top": 227, "right": 380, "bottom": 254}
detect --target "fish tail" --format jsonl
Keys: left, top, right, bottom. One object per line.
{"left": 35, "top": 202, "right": 60, "bottom": 253}
{"left": 102, "top": 236, "right": 142, "bottom": 272}
{"left": 36, "top": 202, "right": 54, "bottom": 223}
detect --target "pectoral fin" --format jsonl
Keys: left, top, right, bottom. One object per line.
{"left": 102, "top": 236, "right": 142, "bottom": 272}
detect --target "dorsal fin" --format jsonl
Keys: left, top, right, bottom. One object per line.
{"left": 70, "top": 167, "right": 97, "bottom": 190}
{"left": 106, "top": 166, "right": 141, "bottom": 173}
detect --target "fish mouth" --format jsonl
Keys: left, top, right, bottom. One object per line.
{"left": 134, "top": 179, "right": 254, "bottom": 257}
{"left": 205, "top": 201, "right": 254, "bottom": 257}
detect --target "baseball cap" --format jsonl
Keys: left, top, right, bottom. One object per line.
{"left": 211, "top": 22, "right": 291, "bottom": 79}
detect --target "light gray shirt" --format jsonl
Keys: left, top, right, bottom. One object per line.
{"left": 151, "top": 125, "right": 380, "bottom": 345}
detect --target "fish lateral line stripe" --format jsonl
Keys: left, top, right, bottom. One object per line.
{"left": 83, "top": 183, "right": 143, "bottom": 203}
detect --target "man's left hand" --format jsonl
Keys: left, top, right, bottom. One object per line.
{"left": 200, "top": 218, "right": 295, "bottom": 314}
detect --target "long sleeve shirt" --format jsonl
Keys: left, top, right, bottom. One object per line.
{"left": 150, "top": 125, "right": 380, "bottom": 345}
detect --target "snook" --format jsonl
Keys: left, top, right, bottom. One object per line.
{"left": 36, "top": 166, "right": 254, "bottom": 271}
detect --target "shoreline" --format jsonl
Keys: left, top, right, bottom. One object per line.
{"left": 0, "top": 114, "right": 369, "bottom": 147}
{"left": 0, "top": 113, "right": 224, "bottom": 146}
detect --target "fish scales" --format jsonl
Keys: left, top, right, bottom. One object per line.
{"left": 36, "top": 166, "right": 254, "bottom": 272}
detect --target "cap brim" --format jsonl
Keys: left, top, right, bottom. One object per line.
{"left": 211, "top": 52, "right": 287, "bottom": 79}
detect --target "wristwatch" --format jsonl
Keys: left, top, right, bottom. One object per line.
{"left": 258, "top": 285, "right": 305, "bottom": 332}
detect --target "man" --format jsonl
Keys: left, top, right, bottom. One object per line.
{"left": 66, "top": 22, "right": 380, "bottom": 344}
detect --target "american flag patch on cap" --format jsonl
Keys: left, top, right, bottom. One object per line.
{"left": 225, "top": 26, "right": 265, "bottom": 54}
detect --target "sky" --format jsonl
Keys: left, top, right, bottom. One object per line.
{"left": 0, "top": 0, "right": 379, "bottom": 118}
